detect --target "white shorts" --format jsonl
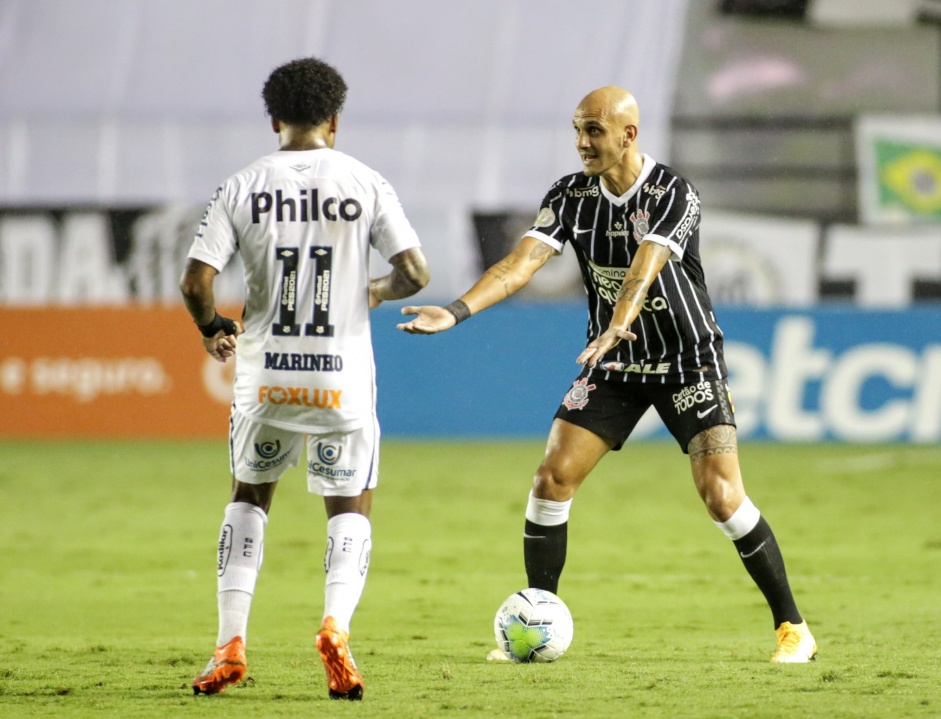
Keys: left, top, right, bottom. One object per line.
{"left": 228, "top": 409, "right": 380, "bottom": 497}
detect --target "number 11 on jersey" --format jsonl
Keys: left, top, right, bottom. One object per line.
{"left": 274, "top": 246, "right": 335, "bottom": 337}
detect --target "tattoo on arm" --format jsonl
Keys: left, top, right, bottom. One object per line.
{"left": 617, "top": 278, "right": 646, "bottom": 304}
{"left": 529, "top": 243, "right": 554, "bottom": 263}
{"left": 485, "top": 258, "right": 515, "bottom": 297}
{"left": 687, "top": 424, "right": 738, "bottom": 462}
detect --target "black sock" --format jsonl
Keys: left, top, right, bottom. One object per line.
{"left": 523, "top": 520, "right": 567, "bottom": 594}
{"left": 733, "top": 516, "right": 802, "bottom": 628}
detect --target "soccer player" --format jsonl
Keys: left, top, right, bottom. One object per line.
{"left": 397, "top": 86, "right": 816, "bottom": 663}
{"left": 180, "top": 57, "right": 429, "bottom": 699}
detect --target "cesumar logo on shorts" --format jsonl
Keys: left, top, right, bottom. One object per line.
{"left": 255, "top": 440, "right": 282, "bottom": 459}
{"left": 563, "top": 377, "right": 596, "bottom": 410}
{"left": 672, "top": 380, "right": 714, "bottom": 415}
{"left": 258, "top": 386, "right": 342, "bottom": 408}
{"left": 308, "top": 442, "right": 355, "bottom": 480}
{"left": 316, "top": 443, "right": 342, "bottom": 465}
{"left": 245, "top": 440, "right": 291, "bottom": 471}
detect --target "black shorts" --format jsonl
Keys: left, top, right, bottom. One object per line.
{"left": 554, "top": 370, "right": 736, "bottom": 453}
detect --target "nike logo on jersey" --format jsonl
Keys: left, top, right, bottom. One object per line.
{"left": 572, "top": 226, "right": 594, "bottom": 235}
{"left": 697, "top": 405, "right": 718, "bottom": 419}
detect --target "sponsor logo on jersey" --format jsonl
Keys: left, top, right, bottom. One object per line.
{"left": 606, "top": 220, "right": 631, "bottom": 238}
{"left": 563, "top": 377, "right": 596, "bottom": 410}
{"left": 251, "top": 189, "right": 363, "bottom": 224}
{"left": 630, "top": 209, "right": 651, "bottom": 242}
{"left": 308, "top": 442, "right": 356, "bottom": 480}
{"left": 672, "top": 380, "right": 715, "bottom": 414}
{"left": 600, "top": 361, "right": 671, "bottom": 375}
{"left": 565, "top": 185, "right": 600, "bottom": 198}
{"left": 585, "top": 259, "right": 672, "bottom": 311}
{"left": 643, "top": 183, "right": 667, "bottom": 200}
{"left": 674, "top": 209, "right": 698, "bottom": 241}
{"left": 264, "top": 352, "right": 343, "bottom": 372}
{"left": 586, "top": 259, "right": 627, "bottom": 306}
{"left": 533, "top": 207, "right": 556, "bottom": 228}
{"left": 643, "top": 296, "right": 669, "bottom": 312}
{"left": 257, "top": 385, "right": 342, "bottom": 408}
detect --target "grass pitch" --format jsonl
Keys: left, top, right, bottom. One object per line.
{"left": 1, "top": 439, "right": 940, "bottom": 718}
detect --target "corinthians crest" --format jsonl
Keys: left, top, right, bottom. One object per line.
{"left": 630, "top": 209, "right": 651, "bottom": 242}
{"left": 563, "top": 377, "right": 596, "bottom": 410}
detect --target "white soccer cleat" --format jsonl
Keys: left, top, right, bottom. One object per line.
{"left": 486, "top": 647, "right": 511, "bottom": 662}
{"left": 771, "top": 621, "right": 817, "bottom": 663}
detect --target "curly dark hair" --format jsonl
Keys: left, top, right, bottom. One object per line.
{"left": 262, "top": 57, "right": 347, "bottom": 126}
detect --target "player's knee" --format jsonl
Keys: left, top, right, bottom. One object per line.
{"left": 699, "top": 475, "right": 744, "bottom": 521}
{"left": 532, "top": 464, "right": 577, "bottom": 499}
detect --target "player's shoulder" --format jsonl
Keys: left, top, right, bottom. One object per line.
{"left": 645, "top": 161, "right": 698, "bottom": 198}
{"left": 544, "top": 172, "right": 599, "bottom": 202}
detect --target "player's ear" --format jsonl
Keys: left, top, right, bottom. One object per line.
{"left": 624, "top": 124, "right": 638, "bottom": 147}
{"left": 271, "top": 118, "right": 281, "bottom": 134}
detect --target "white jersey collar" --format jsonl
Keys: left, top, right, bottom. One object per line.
{"left": 598, "top": 153, "right": 657, "bottom": 206}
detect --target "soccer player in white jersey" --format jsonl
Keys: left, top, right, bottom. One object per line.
{"left": 180, "top": 57, "right": 429, "bottom": 700}
{"left": 398, "top": 87, "right": 817, "bottom": 664}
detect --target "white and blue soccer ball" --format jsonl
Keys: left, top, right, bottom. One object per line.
{"left": 493, "top": 588, "right": 574, "bottom": 663}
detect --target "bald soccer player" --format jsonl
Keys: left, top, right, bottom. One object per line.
{"left": 397, "top": 87, "right": 817, "bottom": 664}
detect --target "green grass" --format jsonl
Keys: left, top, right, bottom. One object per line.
{"left": 1, "top": 440, "right": 940, "bottom": 718}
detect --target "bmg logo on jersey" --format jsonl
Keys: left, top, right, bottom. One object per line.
{"left": 251, "top": 189, "right": 363, "bottom": 224}
{"left": 672, "top": 380, "right": 715, "bottom": 415}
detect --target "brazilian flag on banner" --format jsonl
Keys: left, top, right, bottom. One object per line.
{"left": 875, "top": 139, "right": 941, "bottom": 219}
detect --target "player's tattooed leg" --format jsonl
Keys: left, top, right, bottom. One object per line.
{"left": 688, "top": 424, "right": 738, "bottom": 461}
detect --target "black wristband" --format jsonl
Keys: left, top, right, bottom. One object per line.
{"left": 196, "top": 313, "right": 239, "bottom": 338}
{"left": 443, "top": 299, "right": 471, "bottom": 325}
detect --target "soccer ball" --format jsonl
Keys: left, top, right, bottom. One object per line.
{"left": 493, "top": 588, "right": 574, "bottom": 663}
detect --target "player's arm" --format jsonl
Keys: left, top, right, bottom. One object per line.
{"left": 368, "top": 247, "right": 430, "bottom": 309}
{"left": 397, "top": 235, "right": 556, "bottom": 334}
{"left": 577, "top": 240, "right": 674, "bottom": 367}
{"left": 179, "top": 258, "right": 243, "bottom": 363}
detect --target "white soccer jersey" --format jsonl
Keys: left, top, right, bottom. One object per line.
{"left": 188, "top": 148, "right": 421, "bottom": 432}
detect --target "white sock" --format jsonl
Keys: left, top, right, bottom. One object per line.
{"left": 323, "top": 513, "right": 372, "bottom": 633}
{"left": 216, "top": 501, "right": 267, "bottom": 645}
{"left": 525, "top": 491, "right": 572, "bottom": 526}
{"left": 714, "top": 497, "right": 761, "bottom": 540}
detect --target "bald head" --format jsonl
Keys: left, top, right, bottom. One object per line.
{"left": 572, "top": 86, "right": 643, "bottom": 192}
{"left": 575, "top": 86, "right": 639, "bottom": 129}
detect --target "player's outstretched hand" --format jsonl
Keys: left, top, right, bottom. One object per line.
{"left": 397, "top": 306, "right": 457, "bottom": 334}
{"left": 577, "top": 326, "right": 637, "bottom": 367}
{"left": 202, "top": 319, "right": 244, "bottom": 363}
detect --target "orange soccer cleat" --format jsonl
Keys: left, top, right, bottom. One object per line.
{"left": 315, "top": 617, "right": 364, "bottom": 700}
{"left": 192, "top": 636, "right": 247, "bottom": 695}
{"left": 771, "top": 621, "right": 818, "bottom": 664}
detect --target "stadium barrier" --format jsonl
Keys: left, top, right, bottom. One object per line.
{"left": 2, "top": 304, "right": 939, "bottom": 442}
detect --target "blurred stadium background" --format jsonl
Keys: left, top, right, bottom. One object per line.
{"left": 1, "top": 0, "right": 939, "bottom": 443}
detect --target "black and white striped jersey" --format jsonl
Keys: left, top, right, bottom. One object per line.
{"left": 524, "top": 154, "right": 726, "bottom": 385}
